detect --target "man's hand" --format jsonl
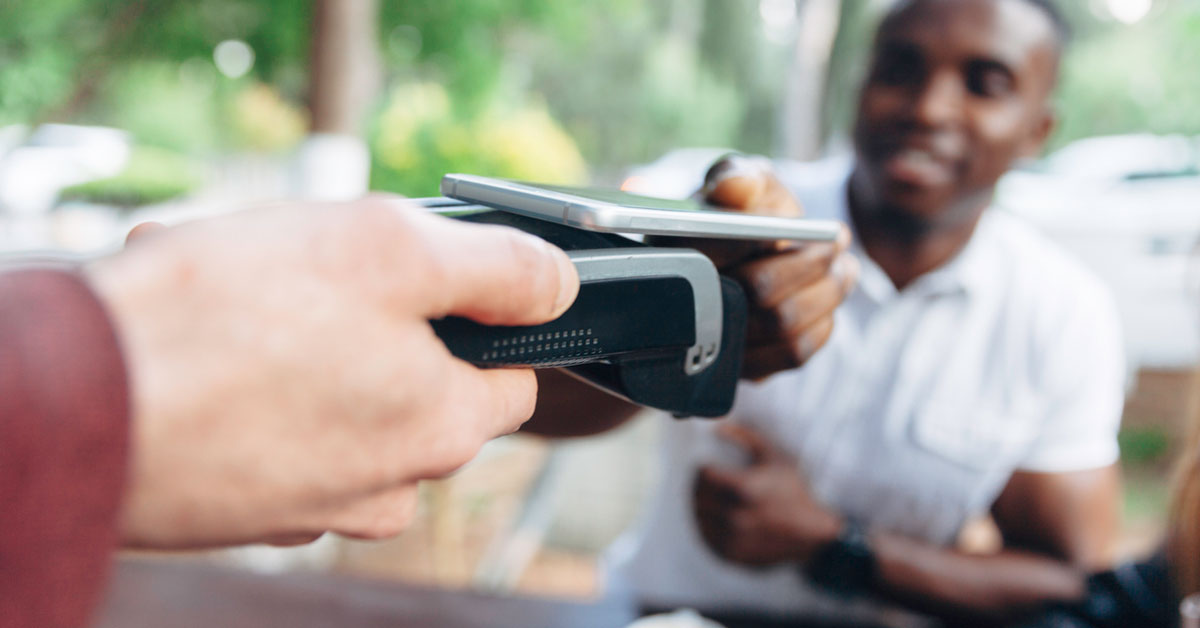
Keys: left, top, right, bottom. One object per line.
{"left": 671, "top": 155, "right": 858, "bottom": 380}
{"left": 693, "top": 423, "right": 842, "bottom": 566}
{"left": 86, "top": 199, "right": 578, "bottom": 548}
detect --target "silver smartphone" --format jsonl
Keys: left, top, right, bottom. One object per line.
{"left": 440, "top": 173, "right": 843, "bottom": 242}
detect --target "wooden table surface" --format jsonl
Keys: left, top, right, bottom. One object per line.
{"left": 94, "top": 558, "right": 638, "bottom": 628}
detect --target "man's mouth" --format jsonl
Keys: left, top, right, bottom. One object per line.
{"left": 878, "top": 140, "right": 960, "bottom": 192}
{"left": 881, "top": 147, "right": 957, "bottom": 189}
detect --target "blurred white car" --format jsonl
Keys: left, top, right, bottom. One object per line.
{"left": 996, "top": 134, "right": 1200, "bottom": 370}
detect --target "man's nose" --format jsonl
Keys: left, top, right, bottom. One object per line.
{"left": 910, "top": 70, "right": 964, "bottom": 129}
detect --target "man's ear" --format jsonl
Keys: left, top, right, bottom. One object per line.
{"left": 1019, "top": 104, "right": 1057, "bottom": 159}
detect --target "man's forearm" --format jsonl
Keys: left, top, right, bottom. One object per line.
{"left": 870, "top": 532, "right": 1087, "bottom": 626}
{"left": 0, "top": 268, "right": 130, "bottom": 628}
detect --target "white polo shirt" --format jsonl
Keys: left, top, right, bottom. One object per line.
{"left": 609, "top": 158, "right": 1125, "bottom": 621}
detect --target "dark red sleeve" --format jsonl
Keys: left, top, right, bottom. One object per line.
{"left": 0, "top": 268, "right": 130, "bottom": 628}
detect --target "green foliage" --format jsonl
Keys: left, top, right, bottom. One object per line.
{"left": 0, "top": 0, "right": 310, "bottom": 121}
{"left": 60, "top": 145, "right": 202, "bottom": 207}
{"left": 377, "top": 0, "right": 601, "bottom": 116}
{"left": 0, "top": 0, "right": 91, "bottom": 124}
{"left": 517, "top": 0, "right": 787, "bottom": 175}
{"left": 94, "top": 62, "right": 224, "bottom": 152}
{"left": 9, "top": 0, "right": 1197, "bottom": 188}
{"left": 370, "top": 82, "right": 586, "bottom": 196}
{"left": 1119, "top": 426, "right": 1172, "bottom": 467}
{"left": 1052, "top": 6, "right": 1200, "bottom": 149}
{"left": 230, "top": 83, "right": 307, "bottom": 152}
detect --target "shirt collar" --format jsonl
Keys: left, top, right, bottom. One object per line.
{"left": 832, "top": 169, "right": 995, "bottom": 303}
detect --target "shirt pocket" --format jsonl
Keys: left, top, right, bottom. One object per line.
{"left": 910, "top": 400, "right": 1040, "bottom": 472}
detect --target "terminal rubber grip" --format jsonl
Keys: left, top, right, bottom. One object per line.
{"left": 431, "top": 277, "right": 695, "bottom": 368}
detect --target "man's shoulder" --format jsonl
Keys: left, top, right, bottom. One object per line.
{"left": 979, "top": 210, "right": 1117, "bottom": 320}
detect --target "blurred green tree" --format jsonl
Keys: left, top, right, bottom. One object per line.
{"left": 3, "top": 0, "right": 1197, "bottom": 192}
{"left": 1052, "top": 4, "right": 1200, "bottom": 148}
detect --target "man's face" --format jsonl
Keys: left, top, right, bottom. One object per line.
{"left": 852, "top": 0, "right": 1060, "bottom": 225}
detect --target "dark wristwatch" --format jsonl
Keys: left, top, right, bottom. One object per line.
{"left": 804, "top": 519, "right": 877, "bottom": 598}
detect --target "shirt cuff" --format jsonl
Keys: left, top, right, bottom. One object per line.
{"left": 1017, "top": 440, "right": 1120, "bottom": 473}
{"left": 0, "top": 267, "right": 130, "bottom": 628}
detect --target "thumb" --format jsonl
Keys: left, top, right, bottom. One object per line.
{"left": 716, "top": 422, "right": 780, "bottom": 465}
{"left": 411, "top": 210, "right": 580, "bottom": 326}
{"left": 125, "top": 221, "right": 166, "bottom": 246}
{"left": 701, "top": 155, "right": 804, "bottom": 219}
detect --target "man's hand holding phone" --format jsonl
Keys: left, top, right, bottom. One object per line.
{"left": 682, "top": 155, "right": 858, "bottom": 380}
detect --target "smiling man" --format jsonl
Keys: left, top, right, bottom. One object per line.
{"left": 594, "top": 0, "right": 1126, "bottom": 626}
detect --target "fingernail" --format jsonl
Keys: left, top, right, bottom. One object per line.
{"left": 703, "top": 153, "right": 746, "bottom": 183}
{"left": 795, "top": 332, "right": 817, "bottom": 363}
{"left": 832, "top": 254, "right": 860, "bottom": 295}
{"left": 754, "top": 271, "right": 774, "bottom": 301}
{"left": 700, "top": 155, "right": 766, "bottom": 201}
{"left": 778, "top": 304, "right": 798, "bottom": 334}
{"left": 547, "top": 242, "right": 578, "bottom": 315}
{"left": 835, "top": 224, "right": 852, "bottom": 249}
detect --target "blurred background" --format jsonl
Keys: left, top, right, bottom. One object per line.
{"left": 3, "top": 0, "right": 1199, "bottom": 602}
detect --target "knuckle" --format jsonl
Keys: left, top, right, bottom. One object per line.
{"left": 498, "top": 229, "right": 555, "bottom": 315}
{"left": 502, "top": 372, "right": 540, "bottom": 428}
{"left": 774, "top": 301, "right": 804, "bottom": 338}
{"left": 729, "top": 482, "right": 753, "bottom": 503}
{"left": 431, "top": 432, "right": 487, "bottom": 477}
{"left": 348, "top": 198, "right": 412, "bottom": 242}
{"left": 783, "top": 341, "right": 807, "bottom": 369}
{"left": 332, "top": 487, "right": 420, "bottom": 540}
{"left": 803, "top": 242, "right": 839, "bottom": 272}
{"left": 748, "top": 267, "right": 779, "bottom": 305}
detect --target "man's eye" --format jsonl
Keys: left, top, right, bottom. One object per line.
{"left": 872, "top": 51, "right": 923, "bottom": 87}
{"left": 966, "top": 63, "right": 1015, "bottom": 98}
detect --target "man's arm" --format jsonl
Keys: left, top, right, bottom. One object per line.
{"left": 869, "top": 465, "right": 1119, "bottom": 625}
{"left": 695, "top": 425, "right": 1117, "bottom": 627}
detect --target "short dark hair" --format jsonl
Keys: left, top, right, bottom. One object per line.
{"left": 883, "top": 0, "right": 1071, "bottom": 50}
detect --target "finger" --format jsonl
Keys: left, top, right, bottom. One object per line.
{"left": 695, "top": 465, "right": 750, "bottom": 502}
{"left": 263, "top": 532, "right": 327, "bottom": 547}
{"left": 701, "top": 156, "right": 769, "bottom": 210}
{"left": 715, "top": 423, "right": 778, "bottom": 465}
{"left": 703, "top": 156, "right": 804, "bottom": 257}
{"left": 694, "top": 488, "right": 742, "bottom": 521}
{"left": 402, "top": 209, "right": 580, "bottom": 326}
{"left": 795, "top": 315, "right": 835, "bottom": 365}
{"left": 644, "top": 234, "right": 767, "bottom": 270}
{"left": 740, "top": 343, "right": 803, "bottom": 380}
{"left": 773, "top": 276, "right": 845, "bottom": 339}
{"left": 125, "top": 221, "right": 166, "bottom": 246}
{"left": 408, "top": 357, "right": 540, "bottom": 480}
{"left": 693, "top": 506, "right": 732, "bottom": 557}
{"left": 456, "top": 365, "right": 540, "bottom": 441}
{"left": 834, "top": 252, "right": 861, "bottom": 297}
{"left": 327, "top": 484, "right": 421, "bottom": 540}
{"left": 701, "top": 155, "right": 803, "bottom": 219}
{"left": 741, "top": 315, "right": 836, "bottom": 380}
{"left": 734, "top": 231, "right": 852, "bottom": 309}
{"left": 743, "top": 277, "right": 840, "bottom": 345}
{"left": 649, "top": 155, "right": 809, "bottom": 267}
